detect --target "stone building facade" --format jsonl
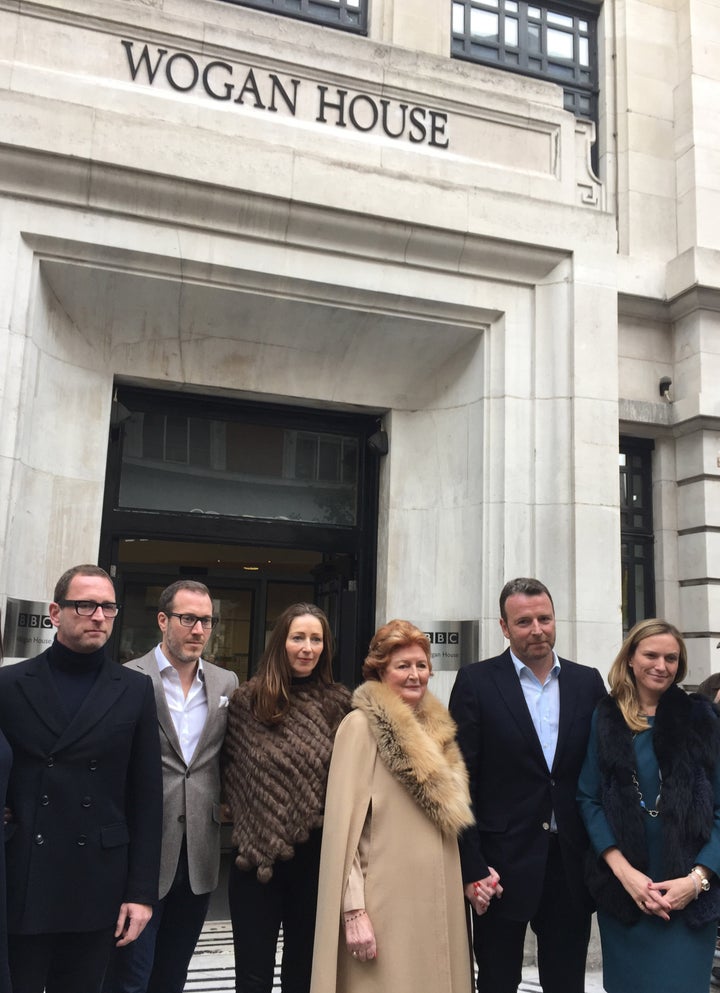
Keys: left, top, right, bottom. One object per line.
{"left": 0, "top": 0, "right": 717, "bottom": 682}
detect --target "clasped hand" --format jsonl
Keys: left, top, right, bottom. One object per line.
{"left": 465, "top": 866, "right": 503, "bottom": 916}
{"left": 621, "top": 864, "right": 697, "bottom": 921}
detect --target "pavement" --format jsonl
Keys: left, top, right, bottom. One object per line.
{"left": 186, "top": 920, "right": 608, "bottom": 992}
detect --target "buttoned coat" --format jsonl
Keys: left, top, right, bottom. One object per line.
{"left": 125, "top": 651, "right": 238, "bottom": 898}
{"left": 449, "top": 649, "right": 606, "bottom": 920}
{"left": 0, "top": 649, "right": 163, "bottom": 934}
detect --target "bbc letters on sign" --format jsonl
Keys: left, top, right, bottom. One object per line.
{"left": 121, "top": 41, "right": 450, "bottom": 149}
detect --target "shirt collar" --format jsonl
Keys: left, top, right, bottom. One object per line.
{"left": 154, "top": 644, "right": 205, "bottom": 681}
{"left": 509, "top": 649, "right": 560, "bottom": 682}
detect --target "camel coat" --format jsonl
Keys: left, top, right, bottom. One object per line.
{"left": 310, "top": 683, "right": 474, "bottom": 993}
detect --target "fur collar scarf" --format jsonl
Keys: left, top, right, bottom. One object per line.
{"left": 352, "top": 680, "right": 474, "bottom": 838}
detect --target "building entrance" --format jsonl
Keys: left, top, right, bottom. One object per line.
{"left": 100, "top": 387, "right": 382, "bottom": 684}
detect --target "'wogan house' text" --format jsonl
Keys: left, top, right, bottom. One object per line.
{"left": 121, "top": 41, "right": 450, "bottom": 149}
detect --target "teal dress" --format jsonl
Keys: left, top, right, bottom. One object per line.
{"left": 578, "top": 711, "right": 720, "bottom": 993}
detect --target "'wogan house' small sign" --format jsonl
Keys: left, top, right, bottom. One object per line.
{"left": 121, "top": 40, "right": 451, "bottom": 149}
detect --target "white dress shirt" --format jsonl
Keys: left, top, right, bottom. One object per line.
{"left": 154, "top": 645, "right": 208, "bottom": 765}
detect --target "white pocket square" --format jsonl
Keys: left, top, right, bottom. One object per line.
{"left": 219, "top": 695, "right": 229, "bottom": 708}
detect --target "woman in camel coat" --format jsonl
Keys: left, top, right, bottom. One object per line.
{"left": 310, "top": 619, "right": 475, "bottom": 993}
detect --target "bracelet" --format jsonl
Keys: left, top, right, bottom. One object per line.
{"left": 688, "top": 871, "right": 700, "bottom": 900}
{"left": 343, "top": 910, "right": 367, "bottom": 923}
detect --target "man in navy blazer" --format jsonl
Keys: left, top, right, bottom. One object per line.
{"left": 449, "top": 578, "right": 606, "bottom": 993}
{"left": 0, "top": 565, "right": 162, "bottom": 993}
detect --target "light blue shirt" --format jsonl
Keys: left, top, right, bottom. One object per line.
{"left": 510, "top": 649, "right": 561, "bottom": 770}
{"left": 511, "top": 649, "right": 561, "bottom": 831}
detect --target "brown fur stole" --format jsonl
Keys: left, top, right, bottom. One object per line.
{"left": 223, "top": 678, "right": 351, "bottom": 881}
{"left": 352, "top": 680, "right": 474, "bottom": 837}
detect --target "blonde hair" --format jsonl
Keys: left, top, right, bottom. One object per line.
{"left": 608, "top": 618, "right": 687, "bottom": 732}
{"left": 362, "top": 619, "right": 432, "bottom": 681}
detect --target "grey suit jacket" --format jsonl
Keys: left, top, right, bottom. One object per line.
{"left": 125, "top": 650, "right": 238, "bottom": 898}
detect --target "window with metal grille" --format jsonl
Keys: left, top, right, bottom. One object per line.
{"left": 219, "top": 0, "right": 367, "bottom": 32}
{"left": 451, "top": 0, "right": 598, "bottom": 123}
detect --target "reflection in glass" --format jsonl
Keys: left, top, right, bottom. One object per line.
{"left": 471, "top": 7, "right": 499, "bottom": 40}
{"left": 505, "top": 16, "right": 519, "bottom": 46}
{"left": 547, "top": 10, "right": 572, "bottom": 26}
{"left": 452, "top": 1, "right": 465, "bottom": 31}
{"left": 119, "top": 411, "right": 359, "bottom": 526}
{"left": 547, "top": 27, "right": 574, "bottom": 59}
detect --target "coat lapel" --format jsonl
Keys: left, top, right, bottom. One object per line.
{"left": 552, "top": 658, "right": 576, "bottom": 772}
{"left": 188, "top": 662, "right": 220, "bottom": 768}
{"left": 14, "top": 653, "right": 68, "bottom": 739}
{"left": 50, "top": 658, "right": 127, "bottom": 753}
{"left": 492, "top": 651, "right": 547, "bottom": 767}
{"left": 129, "top": 651, "right": 185, "bottom": 764}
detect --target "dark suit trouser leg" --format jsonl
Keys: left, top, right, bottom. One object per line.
{"left": 147, "top": 840, "right": 211, "bottom": 993}
{"left": 530, "top": 837, "right": 591, "bottom": 993}
{"left": 9, "top": 928, "right": 115, "bottom": 993}
{"left": 278, "top": 830, "right": 321, "bottom": 993}
{"left": 228, "top": 862, "right": 282, "bottom": 993}
{"left": 471, "top": 908, "right": 527, "bottom": 993}
{"left": 103, "top": 905, "right": 162, "bottom": 993}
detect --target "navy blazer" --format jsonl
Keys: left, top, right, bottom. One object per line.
{"left": 0, "top": 649, "right": 163, "bottom": 934}
{"left": 450, "top": 649, "right": 606, "bottom": 920}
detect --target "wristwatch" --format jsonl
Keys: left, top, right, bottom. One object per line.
{"left": 691, "top": 866, "right": 711, "bottom": 892}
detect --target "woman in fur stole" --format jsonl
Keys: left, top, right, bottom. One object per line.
{"left": 222, "top": 603, "right": 351, "bottom": 993}
{"left": 578, "top": 618, "right": 720, "bottom": 993}
{"left": 310, "top": 619, "right": 475, "bottom": 993}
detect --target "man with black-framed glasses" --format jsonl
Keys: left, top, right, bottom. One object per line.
{"left": 0, "top": 564, "right": 163, "bottom": 993}
{"left": 105, "top": 579, "right": 238, "bottom": 993}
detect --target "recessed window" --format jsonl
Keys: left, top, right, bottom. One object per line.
{"left": 619, "top": 438, "right": 656, "bottom": 633}
{"left": 451, "top": 0, "right": 598, "bottom": 127}
{"left": 218, "top": 0, "right": 367, "bottom": 32}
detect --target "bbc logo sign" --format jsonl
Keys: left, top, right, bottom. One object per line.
{"left": 18, "top": 613, "right": 53, "bottom": 630}
{"left": 424, "top": 631, "right": 459, "bottom": 645}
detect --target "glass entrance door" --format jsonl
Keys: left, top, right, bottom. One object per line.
{"left": 110, "top": 538, "right": 351, "bottom": 681}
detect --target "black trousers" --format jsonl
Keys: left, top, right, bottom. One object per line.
{"left": 228, "top": 829, "right": 322, "bottom": 993}
{"left": 8, "top": 927, "right": 116, "bottom": 993}
{"left": 104, "top": 837, "right": 211, "bottom": 993}
{"left": 472, "top": 837, "right": 592, "bottom": 993}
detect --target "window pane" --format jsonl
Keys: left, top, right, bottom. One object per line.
{"left": 547, "top": 10, "right": 573, "bottom": 27}
{"left": 505, "top": 16, "right": 519, "bottom": 45}
{"left": 528, "top": 22, "right": 541, "bottom": 51}
{"left": 452, "top": 2, "right": 465, "bottom": 32}
{"left": 165, "top": 416, "right": 188, "bottom": 463}
{"left": 528, "top": 5, "right": 541, "bottom": 16}
{"left": 506, "top": 0, "right": 518, "bottom": 9}
{"left": 579, "top": 19, "right": 588, "bottom": 30}
{"left": 471, "top": 8, "right": 499, "bottom": 41}
{"left": 547, "top": 27, "right": 574, "bottom": 59}
{"left": 579, "top": 37, "right": 589, "bottom": 65}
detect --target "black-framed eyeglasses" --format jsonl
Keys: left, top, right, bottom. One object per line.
{"left": 166, "top": 613, "right": 218, "bottom": 630}
{"left": 58, "top": 600, "right": 121, "bottom": 618}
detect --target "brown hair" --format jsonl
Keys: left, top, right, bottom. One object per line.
{"left": 252, "top": 603, "right": 336, "bottom": 725}
{"left": 499, "top": 578, "right": 554, "bottom": 622}
{"left": 53, "top": 565, "right": 114, "bottom": 602}
{"left": 608, "top": 617, "right": 687, "bottom": 732}
{"left": 158, "top": 580, "right": 211, "bottom": 616}
{"left": 362, "top": 619, "right": 432, "bottom": 681}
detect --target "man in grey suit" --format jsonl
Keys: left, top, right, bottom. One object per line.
{"left": 105, "top": 580, "right": 238, "bottom": 993}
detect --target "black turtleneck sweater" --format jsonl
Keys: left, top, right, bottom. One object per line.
{"left": 47, "top": 637, "right": 106, "bottom": 722}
